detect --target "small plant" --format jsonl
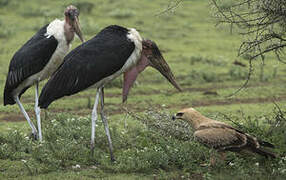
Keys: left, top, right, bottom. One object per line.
{"left": 190, "top": 56, "right": 224, "bottom": 66}
{"left": 74, "top": 2, "right": 94, "bottom": 14}
{"left": 80, "top": 19, "right": 100, "bottom": 36}
{"left": 109, "top": 9, "right": 135, "bottom": 19}
{"left": 20, "top": 7, "right": 59, "bottom": 18}
{"left": 228, "top": 65, "right": 248, "bottom": 80}
{"left": 241, "top": 54, "right": 252, "bottom": 60}
{"left": 0, "top": 26, "right": 14, "bottom": 39}
{"left": 215, "top": 0, "right": 236, "bottom": 11}
{"left": 267, "top": 103, "right": 286, "bottom": 148}
{"left": 187, "top": 69, "right": 221, "bottom": 83}
{"left": 202, "top": 71, "right": 218, "bottom": 82}
{"left": 128, "top": 108, "right": 193, "bottom": 141}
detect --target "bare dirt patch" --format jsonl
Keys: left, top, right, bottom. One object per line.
{"left": 14, "top": 81, "right": 283, "bottom": 105}
{"left": 191, "top": 96, "right": 286, "bottom": 107}
{"left": 2, "top": 96, "right": 286, "bottom": 122}
{"left": 2, "top": 114, "right": 27, "bottom": 122}
{"left": 68, "top": 81, "right": 283, "bottom": 99}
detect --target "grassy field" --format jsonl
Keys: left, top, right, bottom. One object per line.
{"left": 0, "top": 0, "right": 286, "bottom": 179}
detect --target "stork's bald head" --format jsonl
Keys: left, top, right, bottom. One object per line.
{"left": 172, "top": 108, "right": 205, "bottom": 129}
{"left": 64, "top": 5, "right": 79, "bottom": 20}
{"left": 64, "top": 5, "right": 84, "bottom": 43}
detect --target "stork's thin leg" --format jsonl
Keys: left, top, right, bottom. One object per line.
{"left": 35, "top": 81, "right": 42, "bottom": 142}
{"left": 15, "top": 96, "right": 38, "bottom": 139}
{"left": 91, "top": 88, "right": 100, "bottom": 154}
{"left": 100, "top": 87, "right": 115, "bottom": 162}
{"left": 123, "top": 105, "right": 127, "bottom": 129}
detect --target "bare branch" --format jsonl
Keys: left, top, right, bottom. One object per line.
{"left": 212, "top": 0, "right": 286, "bottom": 61}
{"left": 155, "top": 0, "right": 184, "bottom": 16}
{"left": 226, "top": 59, "right": 253, "bottom": 97}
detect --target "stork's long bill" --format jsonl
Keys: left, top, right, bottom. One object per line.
{"left": 73, "top": 16, "right": 84, "bottom": 42}
{"left": 123, "top": 39, "right": 182, "bottom": 102}
{"left": 64, "top": 5, "right": 84, "bottom": 42}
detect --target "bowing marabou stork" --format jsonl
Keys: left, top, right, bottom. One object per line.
{"left": 3, "top": 5, "right": 84, "bottom": 141}
{"left": 38, "top": 25, "right": 181, "bottom": 161}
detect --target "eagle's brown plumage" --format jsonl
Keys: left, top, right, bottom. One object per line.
{"left": 173, "top": 108, "right": 276, "bottom": 158}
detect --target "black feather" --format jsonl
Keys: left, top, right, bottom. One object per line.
{"left": 39, "top": 25, "right": 135, "bottom": 108}
{"left": 253, "top": 148, "right": 277, "bottom": 158}
{"left": 3, "top": 24, "right": 58, "bottom": 105}
{"left": 258, "top": 140, "right": 275, "bottom": 148}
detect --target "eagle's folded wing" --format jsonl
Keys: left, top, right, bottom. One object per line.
{"left": 194, "top": 123, "right": 248, "bottom": 151}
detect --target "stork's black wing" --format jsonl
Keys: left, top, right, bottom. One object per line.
{"left": 4, "top": 24, "right": 58, "bottom": 105}
{"left": 39, "top": 25, "right": 135, "bottom": 108}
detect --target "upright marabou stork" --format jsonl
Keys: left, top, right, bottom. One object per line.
{"left": 3, "top": 5, "right": 84, "bottom": 141}
{"left": 39, "top": 25, "right": 181, "bottom": 161}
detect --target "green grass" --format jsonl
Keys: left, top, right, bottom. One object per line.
{"left": 0, "top": 0, "right": 286, "bottom": 179}
{"left": 0, "top": 109, "right": 286, "bottom": 179}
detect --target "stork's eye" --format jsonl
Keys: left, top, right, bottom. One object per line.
{"left": 72, "top": 10, "right": 79, "bottom": 17}
{"left": 176, "top": 112, "right": 184, "bottom": 117}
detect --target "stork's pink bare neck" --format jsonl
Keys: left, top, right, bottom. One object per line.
{"left": 64, "top": 17, "right": 75, "bottom": 44}
{"left": 122, "top": 51, "right": 149, "bottom": 102}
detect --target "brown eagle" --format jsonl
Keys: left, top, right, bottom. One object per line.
{"left": 172, "top": 108, "right": 276, "bottom": 163}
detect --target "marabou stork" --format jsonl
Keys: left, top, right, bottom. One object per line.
{"left": 38, "top": 25, "right": 181, "bottom": 161}
{"left": 3, "top": 5, "right": 84, "bottom": 141}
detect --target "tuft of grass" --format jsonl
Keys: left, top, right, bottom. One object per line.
{"left": 108, "top": 9, "right": 135, "bottom": 19}
{"left": 20, "top": 7, "right": 59, "bottom": 18}
{"left": 0, "top": 24, "right": 14, "bottom": 39}
{"left": 190, "top": 56, "right": 225, "bottom": 66}
{"left": 20, "top": 8, "right": 45, "bottom": 17}
{"left": 188, "top": 69, "right": 222, "bottom": 83}
{"left": 73, "top": 2, "right": 94, "bottom": 14}
{"left": 228, "top": 65, "right": 248, "bottom": 80}
{"left": 80, "top": 18, "right": 100, "bottom": 36}
{"left": 215, "top": 0, "right": 237, "bottom": 11}
{"left": 0, "top": 0, "right": 9, "bottom": 6}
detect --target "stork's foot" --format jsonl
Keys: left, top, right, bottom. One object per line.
{"left": 110, "top": 155, "right": 116, "bottom": 162}
{"left": 30, "top": 132, "right": 38, "bottom": 141}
